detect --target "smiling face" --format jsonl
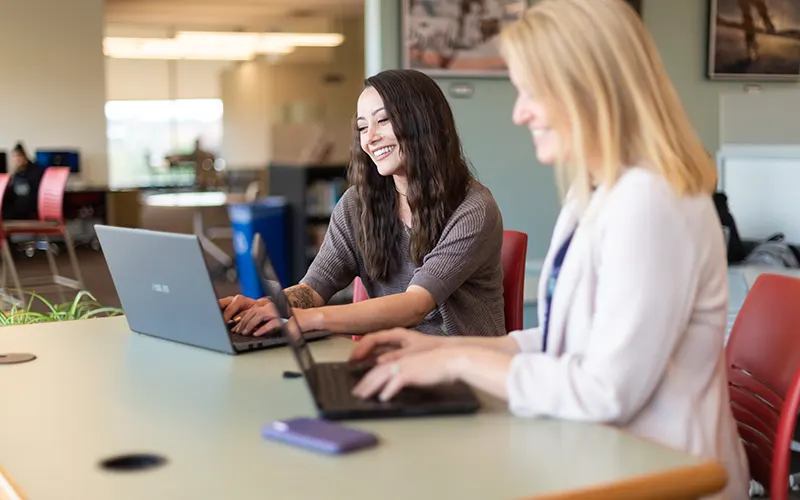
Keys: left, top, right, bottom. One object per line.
{"left": 356, "top": 86, "right": 404, "bottom": 177}
{"left": 508, "top": 63, "right": 564, "bottom": 166}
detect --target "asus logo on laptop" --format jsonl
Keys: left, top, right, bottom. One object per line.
{"left": 152, "top": 284, "right": 170, "bottom": 293}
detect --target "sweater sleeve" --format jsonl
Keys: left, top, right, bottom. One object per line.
{"left": 409, "top": 189, "right": 503, "bottom": 306}
{"left": 299, "top": 188, "right": 360, "bottom": 303}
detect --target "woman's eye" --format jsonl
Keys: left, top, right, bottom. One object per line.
{"left": 357, "top": 126, "right": 367, "bottom": 133}
{"left": 378, "top": 118, "right": 389, "bottom": 124}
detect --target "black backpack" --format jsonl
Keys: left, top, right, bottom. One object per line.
{"left": 713, "top": 192, "right": 747, "bottom": 264}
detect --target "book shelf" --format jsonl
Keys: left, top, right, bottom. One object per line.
{"left": 268, "top": 163, "right": 349, "bottom": 288}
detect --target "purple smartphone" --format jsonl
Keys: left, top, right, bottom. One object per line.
{"left": 262, "top": 418, "right": 379, "bottom": 455}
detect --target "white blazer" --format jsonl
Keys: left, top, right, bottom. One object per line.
{"left": 507, "top": 168, "right": 749, "bottom": 499}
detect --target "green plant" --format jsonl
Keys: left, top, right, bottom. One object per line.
{"left": 0, "top": 290, "right": 123, "bottom": 326}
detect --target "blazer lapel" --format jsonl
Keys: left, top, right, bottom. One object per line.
{"left": 539, "top": 199, "right": 580, "bottom": 353}
{"left": 545, "top": 225, "right": 582, "bottom": 355}
{"left": 537, "top": 201, "right": 579, "bottom": 327}
{"left": 544, "top": 186, "right": 609, "bottom": 355}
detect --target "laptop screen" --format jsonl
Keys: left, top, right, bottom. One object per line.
{"left": 250, "top": 233, "right": 314, "bottom": 374}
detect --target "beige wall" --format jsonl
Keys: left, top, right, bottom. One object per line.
{"left": 106, "top": 59, "right": 232, "bottom": 101}
{"left": 220, "top": 61, "right": 273, "bottom": 168}
{"left": 221, "top": 17, "right": 364, "bottom": 167}
{"left": 0, "top": 0, "right": 108, "bottom": 185}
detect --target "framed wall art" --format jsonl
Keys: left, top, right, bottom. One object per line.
{"left": 401, "top": 0, "right": 528, "bottom": 78}
{"left": 401, "top": 0, "right": 643, "bottom": 78}
{"left": 707, "top": 0, "right": 800, "bottom": 80}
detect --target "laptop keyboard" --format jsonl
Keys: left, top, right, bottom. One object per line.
{"left": 229, "top": 329, "right": 282, "bottom": 345}
{"left": 313, "top": 363, "right": 442, "bottom": 407}
{"left": 314, "top": 363, "right": 373, "bottom": 403}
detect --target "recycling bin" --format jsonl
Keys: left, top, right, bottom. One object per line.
{"left": 228, "top": 196, "right": 290, "bottom": 299}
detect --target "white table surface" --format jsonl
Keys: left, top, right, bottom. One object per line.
{"left": 0, "top": 317, "right": 726, "bottom": 500}
{"left": 144, "top": 191, "right": 246, "bottom": 208}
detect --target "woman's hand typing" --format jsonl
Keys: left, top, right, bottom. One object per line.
{"left": 348, "top": 328, "right": 445, "bottom": 364}
{"left": 234, "top": 300, "right": 285, "bottom": 336}
{"left": 218, "top": 294, "right": 267, "bottom": 323}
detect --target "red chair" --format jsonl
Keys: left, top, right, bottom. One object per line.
{"left": 501, "top": 230, "right": 528, "bottom": 333}
{"left": 4, "top": 167, "right": 84, "bottom": 292}
{"left": 725, "top": 273, "right": 800, "bottom": 500}
{"left": 351, "top": 230, "right": 529, "bottom": 338}
{"left": 0, "top": 174, "right": 24, "bottom": 305}
{"left": 352, "top": 276, "right": 369, "bottom": 302}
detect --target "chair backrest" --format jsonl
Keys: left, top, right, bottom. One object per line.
{"left": 501, "top": 230, "right": 528, "bottom": 332}
{"left": 0, "top": 174, "right": 11, "bottom": 236}
{"left": 725, "top": 273, "right": 800, "bottom": 499}
{"left": 351, "top": 230, "right": 529, "bottom": 333}
{"left": 352, "top": 277, "right": 369, "bottom": 302}
{"left": 244, "top": 181, "right": 261, "bottom": 202}
{"left": 37, "top": 167, "right": 69, "bottom": 223}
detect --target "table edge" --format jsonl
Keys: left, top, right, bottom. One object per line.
{"left": 522, "top": 460, "right": 727, "bottom": 500}
{"left": 0, "top": 466, "right": 27, "bottom": 500}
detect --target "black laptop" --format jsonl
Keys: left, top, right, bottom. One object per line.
{"left": 251, "top": 233, "right": 481, "bottom": 420}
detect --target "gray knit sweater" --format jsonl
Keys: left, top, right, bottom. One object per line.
{"left": 300, "top": 182, "right": 506, "bottom": 336}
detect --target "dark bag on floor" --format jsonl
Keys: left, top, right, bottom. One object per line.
{"left": 713, "top": 192, "right": 747, "bottom": 264}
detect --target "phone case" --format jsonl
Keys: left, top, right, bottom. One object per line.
{"left": 262, "top": 418, "right": 378, "bottom": 455}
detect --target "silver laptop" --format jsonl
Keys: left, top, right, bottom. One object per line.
{"left": 95, "top": 224, "right": 327, "bottom": 355}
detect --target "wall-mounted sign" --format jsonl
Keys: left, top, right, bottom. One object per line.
{"left": 448, "top": 82, "right": 475, "bottom": 98}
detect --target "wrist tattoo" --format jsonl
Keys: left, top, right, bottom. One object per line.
{"left": 285, "top": 286, "right": 315, "bottom": 309}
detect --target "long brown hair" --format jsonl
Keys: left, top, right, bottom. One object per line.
{"left": 349, "top": 69, "right": 473, "bottom": 281}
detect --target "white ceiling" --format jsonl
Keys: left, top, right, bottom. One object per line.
{"left": 105, "top": 0, "right": 364, "bottom": 31}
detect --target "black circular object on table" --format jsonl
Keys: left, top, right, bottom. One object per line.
{"left": 0, "top": 353, "right": 37, "bottom": 364}
{"left": 99, "top": 454, "right": 167, "bottom": 472}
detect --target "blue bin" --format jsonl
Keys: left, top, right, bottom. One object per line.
{"left": 228, "top": 197, "right": 290, "bottom": 299}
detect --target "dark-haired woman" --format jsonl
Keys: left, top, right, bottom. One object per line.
{"left": 3, "top": 142, "right": 44, "bottom": 220}
{"left": 221, "top": 69, "right": 506, "bottom": 338}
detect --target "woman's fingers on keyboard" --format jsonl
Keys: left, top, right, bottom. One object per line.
{"left": 238, "top": 307, "right": 272, "bottom": 335}
{"left": 253, "top": 318, "right": 284, "bottom": 337}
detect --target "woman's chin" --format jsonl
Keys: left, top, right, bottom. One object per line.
{"left": 535, "top": 148, "right": 557, "bottom": 166}
{"left": 375, "top": 162, "right": 401, "bottom": 177}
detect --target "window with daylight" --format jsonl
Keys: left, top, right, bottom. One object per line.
{"left": 105, "top": 98, "right": 223, "bottom": 188}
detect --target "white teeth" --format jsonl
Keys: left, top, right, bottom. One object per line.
{"left": 532, "top": 129, "right": 548, "bottom": 137}
{"left": 373, "top": 146, "right": 395, "bottom": 158}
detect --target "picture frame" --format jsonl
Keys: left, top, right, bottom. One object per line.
{"left": 401, "top": 0, "right": 529, "bottom": 78}
{"left": 400, "top": 0, "right": 643, "bottom": 79}
{"left": 707, "top": 0, "right": 800, "bottom": 80}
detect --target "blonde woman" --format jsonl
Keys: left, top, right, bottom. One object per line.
{"left": 349, "top": 0, "right": 749, "bottom": 497}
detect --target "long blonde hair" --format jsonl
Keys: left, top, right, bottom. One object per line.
{"left": 498, "top": 0, "right": 716, "bottom": 205}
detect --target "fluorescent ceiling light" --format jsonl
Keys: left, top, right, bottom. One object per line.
{"left": 266, "top": 33, "right": 344, "bottom": 47}
{"left": 103, "top": 31, "right": 343, "bottom": 61}
{"left": 174, "top": 32, "right": 297, "bottom": 54}
{"left": 176, "top": 31, "right": 345, "bottom": 48}
{"left": 104, "top": 36, "right": 295, "bottom": 60}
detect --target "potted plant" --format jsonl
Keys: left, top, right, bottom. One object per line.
{"left": 0, "top": 291, "right": 123, "bottom": 326}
